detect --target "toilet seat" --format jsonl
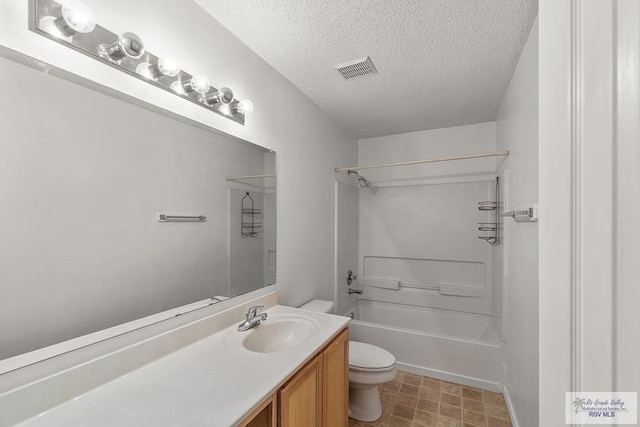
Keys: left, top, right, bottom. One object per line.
{"left": 349, "top": 341, "right": 396, "bottom": 371}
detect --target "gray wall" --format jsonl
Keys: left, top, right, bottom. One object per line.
{"left": 495, "top": 19, "right": 539, "bottom": 427}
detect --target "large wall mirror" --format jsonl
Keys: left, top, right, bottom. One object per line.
{"left": 0, "top": 52, "right": 276, "bottom": 362}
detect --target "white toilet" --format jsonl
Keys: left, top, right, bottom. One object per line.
{"left": 299, "top": 299, "right": 397, "bottom": 422}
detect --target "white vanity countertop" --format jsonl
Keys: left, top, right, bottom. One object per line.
{"left": 15, "top": 305, "right": 349, "bottom": 427}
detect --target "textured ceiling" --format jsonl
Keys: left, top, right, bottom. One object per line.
{"left": 194, "top": 0, "right": 538, "bottom": 139}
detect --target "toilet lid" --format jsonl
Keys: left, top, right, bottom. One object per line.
{"left": 349, "top": 341, "right": 396, "bottom": 370}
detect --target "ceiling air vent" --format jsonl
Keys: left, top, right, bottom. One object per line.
{"left": 334, "top": 57, "right": 377, "bottom": 80}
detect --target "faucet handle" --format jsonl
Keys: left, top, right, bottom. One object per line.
{"left": 247, "top": 305, "right": 264, "bottom": 317}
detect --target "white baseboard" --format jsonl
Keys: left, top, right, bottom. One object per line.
{"left": 396, "top": 361, "right": 502, "bottom": 393}
{"left": 502, "top": 385, "right": 520, "bottom": 427}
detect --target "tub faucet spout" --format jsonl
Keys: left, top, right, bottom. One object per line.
{"left": 348, "top": 289, "right": 363, "bottom": 295}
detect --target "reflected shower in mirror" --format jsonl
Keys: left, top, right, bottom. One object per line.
{"left": 0, "top": 53, "right": 276, "bottom": 362}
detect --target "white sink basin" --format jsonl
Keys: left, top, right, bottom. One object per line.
{"left": 225, "top": 313, "right": 319, "bottom": 353}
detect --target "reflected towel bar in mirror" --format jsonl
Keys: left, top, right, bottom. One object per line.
{"left": 157, "top": 213, "right": 207, "bottom": 222}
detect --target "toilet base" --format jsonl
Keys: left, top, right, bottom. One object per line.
{"left": 348, "top": 383, "right": 382, "bottom": 422}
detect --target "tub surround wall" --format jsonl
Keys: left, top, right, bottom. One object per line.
{"left": 357, "top": 122, "right": 497, "bottom": 316}
{"left": 495, "top": 19, "right": 539, "bottom": 427}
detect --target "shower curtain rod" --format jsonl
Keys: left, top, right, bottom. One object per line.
{"left": 334, "top": 150, "right": 510, "bottom": 173}
{"left": 225, "top": 173, "right": 276, "bottom": 181}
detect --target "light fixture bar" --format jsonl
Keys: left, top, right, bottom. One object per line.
{"left": 30, "top": 0, "right": 250, "bottom": 125}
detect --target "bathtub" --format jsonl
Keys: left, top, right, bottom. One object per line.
{"left": 343, "top": 300, "right": 502, "bottom": 391}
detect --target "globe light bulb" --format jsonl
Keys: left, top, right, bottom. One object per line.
{"left": 170, "top": 75, "right": 210, "bottom": 95}
{"left": 190, "top": 75, "right": 211, "bottom": 94}
{"left": 60, "top": 1, "right": 96, "bottom": 34}
{"left": 136, "top": 57, "right": 181, "bottom": 80}
{"left": 38, "top": 0, "right": 96, "bottom": 40}
{"left": 157, "top": 58, "right": 181, "bottom": 77}
{"left": 236, "top": 99, "right": 254, "bottom": 115}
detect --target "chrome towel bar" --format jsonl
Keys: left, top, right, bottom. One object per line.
{"left": 501, "top": 205, "right": 538, "bottom": 222}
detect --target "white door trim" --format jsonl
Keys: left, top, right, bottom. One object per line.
{"left": 539, "top": 0, "right": 623, "bottom": 424}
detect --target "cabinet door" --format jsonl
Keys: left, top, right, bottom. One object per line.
{"left": 279, "top": 355, "right": 323, "bottom": 427}
{"left": 322, "top": 328, "right": 349, "bottom": 427}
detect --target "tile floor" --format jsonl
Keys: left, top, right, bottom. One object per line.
{"left": 348, "top": 371, "right": 513, "bottom": 427}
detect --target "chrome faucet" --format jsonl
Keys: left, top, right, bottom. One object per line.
{"left": 237, "top": 305, "right": 268, "bottom": 332}
{"left": 348, "top": 289, "right": 363, "bottom": 295}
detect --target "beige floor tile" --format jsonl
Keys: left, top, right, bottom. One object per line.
{"left": 388, "top": 415, "right": 413, "bottom": 427}
{"left": 438, "top": 415, "right": 464, "bottom": 427}
{"left": 422, "top": 377, "right": 442, "bottom": 391}
{"left": 364, "top": 412, "right": 391, "bottom": 427}
{"left": 404, "top": 373, "right": 423, "bottom": 386}
{"left": 352, "top": 372, "right": 511, "bottom": 427}
{"left": 486, "top": 416, "right": 512, "bottom": 427}
{"left": 396, "top": 392, "right": 419, "bottom": 408}
{"left": 414, "top": 409, "right": 439, "bottom": 426}
{"left": 417, "top": 398, "right": 440, "bottom": 414}
{"left": 462, "top": 398, "right": 485, "bottom": 413}
{"left": 382, "top": 398, "right": 396, "bottom": 413}
{"left": 482, "top": 391, "right": 506, "bottom": 408}
{"left": 461, "top": 387, "right": 483, "bottom": 401}
{"left": 441, "top": 382, "right": 462, "bottom": 396}
{"left": 392, "top": 403, "right": 416, "bottom": 420}
{"left": 420, "top": 387, "right": 441, "bottom": 402}
{"left": 440, "top": 403, "right": 463, "bottom": 420}
{"left": 441, "top": 392, "right": 462, "bottom": 407}
{"left": 485, "top": 404, "right": 510, "bottom": 421}
{"left": 400, "top": 383, "right": 421, "bottom": 396}
{"left": 381, "top": 388, "right": 399, "bottom": 403}
{"left": 463, "top": 409, "right": 487, "bottom": 426}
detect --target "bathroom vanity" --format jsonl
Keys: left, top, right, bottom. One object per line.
{"left": 240, "top": 327, "right": 348, "bottom": 427}
{"left": 0, "top": 292, "right": 349, "bottom": 427}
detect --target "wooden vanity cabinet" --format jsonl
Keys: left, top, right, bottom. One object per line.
{"left": 279, "top": 327, "right": 349, "bottom": 427}
{"left": 320, "top": 327, "right": 349, "bottom": 427}
{"left": 240, "top": 327, "right": 349, "bottom": 427}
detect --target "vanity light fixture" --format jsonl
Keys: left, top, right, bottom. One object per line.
{"left": 31, "top": 0, "right": 252, "bottom": 125}
{"left": 170, "top": 75, "right": 211, "bottom": 95}
{"left": 136, "top": 57, "right": 181, "bottom": 80}
{"left": 200, "top": 87, "right": 234, "bottom": 106}
{"left": 38, "top": 0, "right": 96, "bottom": 40}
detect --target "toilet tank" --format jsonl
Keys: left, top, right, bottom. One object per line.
{"left": 299, "top": 299, "right": 334, "bottom": 314}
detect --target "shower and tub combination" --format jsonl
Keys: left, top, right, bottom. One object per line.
{"left": 343, "top": 299, "right": 501, "bottom": 390}
{"left": 334, "top": 149, "right": 508, "bottom": 391}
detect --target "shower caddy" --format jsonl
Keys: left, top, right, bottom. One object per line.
{"left": 478, "top": 177, "right": 501, "bottom": 246}
{"left": 241, "top": 192, "right": 262, "bottom": 238}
